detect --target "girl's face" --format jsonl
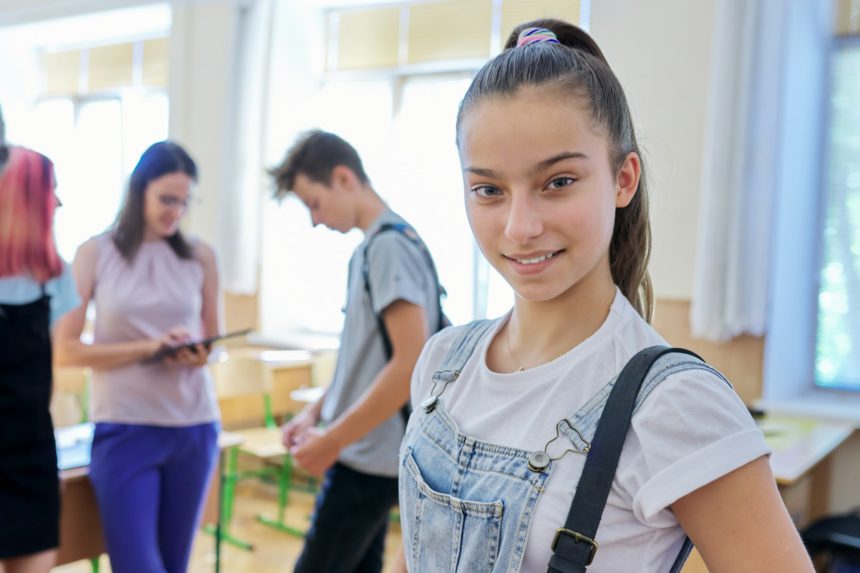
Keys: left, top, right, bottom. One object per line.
{"left": 459, "top": 88, "right": 639, "bottom": 305}
{"left": 142, "top": 171, "right": 193, "bottom": 239}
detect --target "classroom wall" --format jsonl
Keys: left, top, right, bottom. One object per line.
{"left": 169, "top": 0, "right": 240, "bottom": 251}
{"left": 590, "top": 0, "right": 716, "bottom": 300}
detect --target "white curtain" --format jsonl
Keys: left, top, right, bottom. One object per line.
{"left": 691, "top": 0, "right": 787, "bottom": 341}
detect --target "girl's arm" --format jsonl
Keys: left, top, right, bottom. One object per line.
{"left": 54, "top": 238, "right": 162, "bottom": 369}
{"left": 196, "top": 240, "right": 222, "bottom": 339}
{"left": 672, "top": 455, "right": 813, "bottom": 572}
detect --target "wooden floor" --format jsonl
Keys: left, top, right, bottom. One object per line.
{"left": 52, "top": 479, "right": 403, "bottom": 573}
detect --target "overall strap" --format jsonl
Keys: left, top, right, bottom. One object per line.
{"left": 416, "top": 320, "right": 495, "bottom": 417}
{"left": 547, "top": 346, "right": 701, "bottom": 573}
{"left": 430, "top": 319, "right": 495, "bottom": 385}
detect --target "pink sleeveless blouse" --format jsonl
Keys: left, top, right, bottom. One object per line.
{"left": 90, "top": 233, "right": 219, "bottom": 426}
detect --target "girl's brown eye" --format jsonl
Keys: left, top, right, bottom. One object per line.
{"left": 473, "top": 185, "right": 502, "bottom": 198}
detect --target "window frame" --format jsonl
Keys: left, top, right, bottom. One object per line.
{"left": 812, "top": 33, "right": 860, "bottom": 393}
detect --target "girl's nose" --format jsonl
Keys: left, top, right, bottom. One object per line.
{"left": 505, "top": 192, "right": 543, "bottom": 244}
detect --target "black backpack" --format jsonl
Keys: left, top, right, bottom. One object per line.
{"left": 362, "top": 222, "right": 450, "bottom": 425}
{"left": 801, "top": 509, "right": 860, "bottom": 572}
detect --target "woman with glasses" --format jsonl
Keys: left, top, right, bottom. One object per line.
{"left": 55, "top": 141, "right": 223, "bottom": 573}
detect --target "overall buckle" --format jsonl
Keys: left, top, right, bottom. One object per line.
{"left": 552, "top": 528, "right": 598, "bottom": 565}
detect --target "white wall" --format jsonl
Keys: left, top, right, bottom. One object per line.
{"left": 590, "top": 0, "right": 717, "bottom": 300}
{"left": 0, "top": 36, "right": 40, "bottom": 144}
{"left": 168, "top": 1, "right": 240, "bottom": 249}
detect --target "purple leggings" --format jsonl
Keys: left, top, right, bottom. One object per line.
{"left": 88, "top": 422, "right": 219, "bottom": 573}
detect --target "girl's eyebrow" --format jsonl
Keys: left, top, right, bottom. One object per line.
{"left": 463, "top": 166, "right": 501, "bottom": 178}
{"left": 530, "top": 151, "right": 588, "bottom": 176}
{"left": 464, "top": 151, "right": 588, "bottom": 179}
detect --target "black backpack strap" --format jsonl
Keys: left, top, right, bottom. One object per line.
{"left": 547, "top": 346, "right": 702, "bottom": 573}
{"left": 362, "top": 222, "right": 446, "bottom": 426}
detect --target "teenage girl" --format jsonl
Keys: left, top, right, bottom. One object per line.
{"left": 55, "top": 141, "right": 221, "bottom": 573}
{"left": 397, "top": 19, "right": 813, "bottom": 573}
{"left": 0, "top": 144, "right": 78, "bottom": 573}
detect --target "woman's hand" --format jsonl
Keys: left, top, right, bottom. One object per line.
{"left": 158, "top": 326, "right": 210, "bottom": 368}
{"left": 163, "top": 343, "right": 210, "bottom": 367}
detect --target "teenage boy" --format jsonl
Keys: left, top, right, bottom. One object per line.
{"left": 271, "top": 130, "right": 443, "bottom": 573}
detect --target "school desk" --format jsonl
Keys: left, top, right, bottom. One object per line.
{"left": 215, "top": 349, "right": 314, "bottom": 428}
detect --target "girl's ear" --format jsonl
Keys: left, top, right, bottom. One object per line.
{"left": 615, "top": 152, "right": 641, "bottom": 208}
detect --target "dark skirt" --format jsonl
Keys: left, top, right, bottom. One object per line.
{"left": 0, "top": 294, "right": 59, "bottom": 558}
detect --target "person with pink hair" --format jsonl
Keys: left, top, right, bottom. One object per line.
{"left": 0, "top": 111, "right": 79, "bottom": 573}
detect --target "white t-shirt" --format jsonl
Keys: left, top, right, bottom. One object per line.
{"left": 410, "top": 289, "right": 769, "bottom": 572}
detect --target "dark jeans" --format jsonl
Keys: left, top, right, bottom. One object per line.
{"left": 294, "top": 462, "right": 400, "bottom": 573}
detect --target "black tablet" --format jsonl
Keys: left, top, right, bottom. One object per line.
{"left": 141, "top": 328, "right": 252, "bottom": 364}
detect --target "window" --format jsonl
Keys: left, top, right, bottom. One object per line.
{"left": 261, "top": 0, "right": 587, "bottom": 338}
{"left": 1, "top": 6, "right": 171, "bottom": 262}
{"left": 29, "top": 93, "right": 169, "bottom": 261}
{"left": 815, "top": 39, "right": 860, "bottom": 391}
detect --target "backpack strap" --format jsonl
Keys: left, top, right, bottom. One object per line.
{"left": 547, "top": 346, "right": 701, "bottom": 573}
{"left": 362, "top": 222, "right": 447, "bottom": 426}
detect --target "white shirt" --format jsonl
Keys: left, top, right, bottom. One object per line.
{"left": 410, "top": 289, "right": 769, "bottom": 572}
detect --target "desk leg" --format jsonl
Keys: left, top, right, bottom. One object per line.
{"left": 808, "top": 455, "right": 833, "bottom": 523}
{"left": 215, "top": 449, "right": 223, "bottom": 573}
{"left": 203, "top": 447, "right": 254, "bottom": 551}
{"left": 256, "top": 454, "right": 304, "bottom": 538}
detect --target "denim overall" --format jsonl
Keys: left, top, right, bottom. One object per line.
{"left": 399, "top": 320, "right": 729, "bottom": 573}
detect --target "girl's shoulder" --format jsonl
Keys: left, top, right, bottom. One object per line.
{"left": 182, "top": 235, "right": 216, "bottom": 267}
{"left": 75, "top": 232, "right": 112, "bottom": 273}
{"left": 428, "top": 317, "right": 499, "bottom": 347}
{"left": 420, "top": 317, "right": 501, "bottom": 369}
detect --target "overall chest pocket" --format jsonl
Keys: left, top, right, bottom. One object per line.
{"left": 401, "top": 449, "right": 504, "bottom": 573}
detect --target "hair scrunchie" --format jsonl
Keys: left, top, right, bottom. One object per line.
{"left": 516, "top": 27, "right": 561, "bottom": 47}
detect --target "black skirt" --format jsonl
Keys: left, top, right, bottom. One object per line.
{"left": 0, "top": 293, "right": 59, "bottom": 558}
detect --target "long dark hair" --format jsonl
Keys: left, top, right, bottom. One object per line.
{"left": 113, "top": 141, "right": 197, "bottom": 261}
{"left": 456, "top": 18, "right": 654, "bottom": 321}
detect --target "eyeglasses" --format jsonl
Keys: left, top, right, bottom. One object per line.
{"left": 158, "top": 195, "right": 192, "bottom": 209}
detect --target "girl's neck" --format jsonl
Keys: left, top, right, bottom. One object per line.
{"left": 502, "top": 271, "right": 617, "bottom": 372}
{"left": 142, "top": 228, "right": 161, "bottom": 242}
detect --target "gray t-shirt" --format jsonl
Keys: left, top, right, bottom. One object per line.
{"left": 320, "top": 209, "right": 441, "bottom": 477}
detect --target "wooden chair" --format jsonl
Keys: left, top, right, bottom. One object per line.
{"left": 208, "top": 350, "right": 313, "bottom": 549}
